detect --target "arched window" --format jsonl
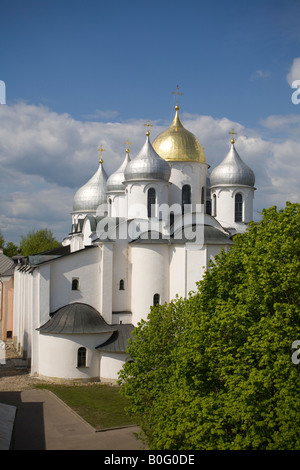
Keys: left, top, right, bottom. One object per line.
{"left": 201, "top": 186, "right": 205, "bottom": 205}
{"left": 77, "top": 347, "right": 86, "bottom": 367}
{"left": 213, "top": 194, "right": 217, "bottom": 217}
{"left": 72, "top": 278, "right": 79, "bottom": 290}
{"left": 235, "top": 193, "right": 243, "bottom": 222}
{"left": 147, "top": 188, "right": 156, "bottom": 218}
{"left": 182, "top": 185, "right": 191, "bottom": 213}
{"left": 119, "top": 279, "right": 125, "bottom": 290}
{"left": 153, "top": 293, "right": 160, "bottom": 306}
{"left": 206, "top": 200, "right": 211, "bottom": 215}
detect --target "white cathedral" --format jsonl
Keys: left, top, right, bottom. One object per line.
{"left": 13, "top": 97, "right": 256, "bottom": 383}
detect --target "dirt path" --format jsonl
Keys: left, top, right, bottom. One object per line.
{"left": 0, "top": 342, "right": 48, "bottom": 391}
{"left": 0, "top": 342, "right": 108, "bottom": 391}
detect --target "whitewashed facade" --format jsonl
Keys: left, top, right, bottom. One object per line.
{"left": 13, "top": 105, "right": 255, "bottom": 383}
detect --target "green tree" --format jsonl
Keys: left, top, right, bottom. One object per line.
{"left": 3, "top": 241, "right": 19, "bottom": 258}
{"left": 0, "top": 231, "right": 5, "bottom": 249}
{"left": 20, "top": 228, "right": 61, "bottom": 256}
{"left": 119, "top": 202, "right": 300, "bottom": 450}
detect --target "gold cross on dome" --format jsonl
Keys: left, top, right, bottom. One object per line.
{"left": 228, "top": 128, "right": 237, "bottom": 143}
{"left": 124, "top": 139, "right": 132, "bottom": 154}
{"left": 97, "top": 145, "right": 105, "bottom": 164}
{"left": 172, "top": 85, "right": 183, "bottom": 108}
{"left": 144, "top": 120, "right": 153, "bottom": 136}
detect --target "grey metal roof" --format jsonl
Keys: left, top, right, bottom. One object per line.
{"left": 171, "top": 225, "right": 234, "bottom": 245}
{"left": 96, "top": 324, "right": 134, "bottom": 353}
{"left": 37, "top": 303, "right": 116, "bottom": 335}
{"left": 73, "top": 163, "right": 108, "bottom": 212}
{"left": 27, "top": 244, "right": 70, "bottom": 266}
{"left": 124, "top": 135, "right": 171, "bottom": 182}
{"left": 129, "top": 230, "right": 170, "bottom": 244}
{"left": 0, "top": 254, "right": 15, "bottom": 276}
{"left": 107, "top": 152, "right": 130, "bottom": 192}
{"left": 25, "top": 245, "right": 96, "bottom": 268}
{"left": 210, "top": 143, "right": 255, "bottom": 187}
{"left": 131, "top": 225, "right": 233, "bottom": 245}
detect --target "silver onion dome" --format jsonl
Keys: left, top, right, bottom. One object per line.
{"left": 124, "top": 134, "right": 171, "bottom": 182}
{"left": 210, "top": 141, "right": 255, "bottom": 187}
{"left": 73, "top": 163, "right": 108, "bottom": 212}
{"left": 107, "top": 151, "right": 130, "bottom": 192}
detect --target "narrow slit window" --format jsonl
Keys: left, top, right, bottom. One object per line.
{"left": 77, "top": 347, "right": 86, "bottom": 367}
{"left": 119, "top": 279, "right": 125, "bottom": 290}
{"left": 72, "top": 278, "right": 79, "bottom": 290}
{"left": 153, "top": 293, "right": 160, "bottom": 306}
{"left": 147, "top": 188, "right": 156, "bottom": 218}
{"left": 182, "top": 185, "right": 191, "bottom": 213}
{"left": 213, "top": 194, "right": 217, "bottom": 217}
{"left": 206, "top": 200, "right": 211, "bottom": 215}
{"left": 235, "top": 193, "right": 243, "bottom": 222}
{"left": 201, "top": 186, "right": 205, "bottom": 205}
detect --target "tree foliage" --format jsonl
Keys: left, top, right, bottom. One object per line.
{"left": 3, "top": 241, "right": 19, "bottom": 257}
{"left": 19, "top": 228, "right": 61, "bottom": 256}
{"left": 119, "top": 202, "right": 300, "bottom": 450}
{"left": 0, "top": 231, "right": 5, "bottom": 249}
{"left": 0, "top": 231, "right": 19, "bottom": 256}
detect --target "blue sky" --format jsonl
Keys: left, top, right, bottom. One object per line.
{"left": 2, "top": 0, "right": 299, "bottom": 124}
{"left": 0, "top": 0, "right": 300, "bottom": 244}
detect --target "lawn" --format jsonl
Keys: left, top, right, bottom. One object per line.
{"left": 34, "top": 383, "right": 135, "bottom": 430}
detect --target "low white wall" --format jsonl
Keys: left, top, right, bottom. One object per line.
{"left": 36, "top": 332, "right": 111, "bottom": 381}
{"left": 100, "top": 352, "right": 130, "bottom": 383}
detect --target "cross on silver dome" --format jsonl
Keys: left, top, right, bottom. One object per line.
{"left": 210, "top": 133, "right": 255, "bottom": 188}
{"left": 124, "top": 124, "right": 171, "bottom": 183}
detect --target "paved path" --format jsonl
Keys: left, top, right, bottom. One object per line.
{"left": 0, "top": 342, "right": 146, "bottom": 450}
{"left": 0, "top": 389, "right": 145, "bottom": 450}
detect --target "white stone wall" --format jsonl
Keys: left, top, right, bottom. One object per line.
{"left": 211, "top": 185, "right": 255, "bottom": 231}
{"left": 169, "top": 244, "right": 208, "bottom": 300}
{"left": 126, "top": 181, "right": 170, "bottom": 220}
{"left": 99, "top": 243, "right": 113, "bottom": 324}
{"left": 49, "top": 247, "right": 102, "bottom": 314}
{"left": 36, "top": 333, "right": 111, "bottom": 380}
{"left": 111, "top": 239, "right": 131, "bottom": 314}
{"left": 186, "top": 246, "right": 207, "bottom": 295}
{"left": 168, "top": 161, "right": 208, "bottom": 210}
{"left": 169, "top": 245, "right": 186, "bottom": 300}
{"left": 130, "top": 244, "right": 169, "bottom": 325}
{"left": 107, "top": 193, "right": 127, "bottom": 218}
{"left": 100, "top": 352, "right": 130, "bottom": 383}
{"left": 13, "top": 268, "right": 35, "bottom": 360}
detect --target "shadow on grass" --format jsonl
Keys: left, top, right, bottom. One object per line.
{"left": 33, "top": 383, "right": 135, "bottom": 430}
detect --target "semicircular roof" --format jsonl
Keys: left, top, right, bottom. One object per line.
{"left": 124, "top": 134, "right": 171, "bottom": 182}
{"left": 210, "top": 142, "right": 255, "bottom": 187}
{"left": 37, "top": 303, "right": 116, "bottom": 335}
{"left": 107, "top": 151, "right": 130, "bottom": 192}
{"left": 152, "top": 107, "right": 206, "bottom": 164}
{"left": 73, "top": 164, "right": 108, "bottom": 212}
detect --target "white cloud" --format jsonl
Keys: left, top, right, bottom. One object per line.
{"left": 287, "top": 58, "right": 300, "bottom": 86}
{"left": 0, "top": 102, "right": 299, "bottom": 244}
{"left": 260, "top": 114, "right": 300, "bottom": 131}
{"left": 250, "top": 70, "right": 270, "bottom": 81}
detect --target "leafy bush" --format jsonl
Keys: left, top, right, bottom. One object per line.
{"left": 119, "top": 202, "right": 300, "bottom": 450}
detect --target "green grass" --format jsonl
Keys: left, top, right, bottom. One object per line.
{"left": 34, "top": 383, "right": 135, "bottom": 430}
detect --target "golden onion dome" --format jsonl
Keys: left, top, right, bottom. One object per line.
{"left": 152, "top": 106, "right": 206, "bottom": 163}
